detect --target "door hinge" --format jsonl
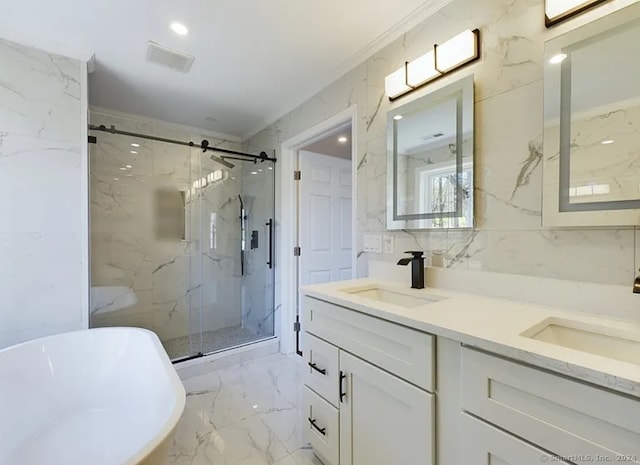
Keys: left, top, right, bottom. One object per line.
{"left": 294, "top": 170, "right": 301, "bottom": 181}
{"left": 293, "top": 321, "right": 301, "bottom": 332}
{"left": 294, "top": 246, "right": 301, "bottom": 256}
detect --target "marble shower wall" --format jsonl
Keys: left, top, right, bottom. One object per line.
{"left": 0, "top": 39, "right": 86, "bottom": 349}
{"left": 248, "top": 0, "right": 640, "bottom": 292}
{"left": 89, "top": 110, "right": 245, "bottom": 347}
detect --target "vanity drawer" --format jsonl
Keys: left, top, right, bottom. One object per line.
{"left": 303, "top": 296, "right": 434, "bottom": 390}
{"left": 461, "top": 347, "right": 640, "bottom": 465}
{"left": 460, "top": 413, "right": 571, "bottom": 465}
{"left": 304, "top": 333, "right": 340, "bottom": 406}
{"left": 304, "top": 386, "right": 339, "bottom": 465}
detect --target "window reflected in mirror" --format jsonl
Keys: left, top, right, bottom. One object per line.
{"left": 387, "top": 75, "right": 474, "bottom": 230}
{"left": 543, "top": 3, "right": 640, "bottom": 226}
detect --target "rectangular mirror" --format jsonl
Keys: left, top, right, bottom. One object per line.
{"left": 543, "top": 3, "right": 640, "bottom": 227}
{"left": 387, "top": 75, "right": 474, "bottom": 230}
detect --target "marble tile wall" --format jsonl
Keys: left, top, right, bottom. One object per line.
{"left": 89, "top": 110, "right": 247, "bottom": 351}
{"left": 0, "top": 39, "right": 86, "bottom": 349}
{"left": 248, "top": 0, "right": 640, "bottom": 300}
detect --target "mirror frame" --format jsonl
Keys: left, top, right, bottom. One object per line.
{"left": 386, "top": 74, "right": 475, "bottom": 230}
{"left": 542, "top": 3, "right": 640, "bottom": 227}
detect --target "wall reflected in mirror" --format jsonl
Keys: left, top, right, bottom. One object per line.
{"left": 543, "top": 3, "right": 640, "bottom": 226}
{"left": 387, "top": 75, "right": 474, "bottom": 230}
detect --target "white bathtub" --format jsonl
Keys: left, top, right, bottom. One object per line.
{"left": 0, "top": 328, "right": 186, "bottom": 465}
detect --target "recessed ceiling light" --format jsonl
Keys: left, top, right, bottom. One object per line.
{"left": 131, "top": 143, "right": 140, "bottom": 148}
{"left": 251, "top": 171, "right": 258, "bottom": 175}
{"left": 130, "top": 150, "right": 138, "bottom": 154}
{"left": 601, "top": 139, "right": 614, "bottom": 145}
{"left": 170, "top": 22, "right": 189, "bottom": 36}
{"left": 549, "top": 53, "right": 567, "bottom": 64}
{"left": 120, "top": 167, "right": 127, "bottom": 171}
{"left": 393, "top": 115, "right": 404, "bottom": 120}
{"left": 338, "top": 136, "right": 348, "bottom": 144}
{"left": 126, "top": 165, "right": 132, "bottom": 168}
{"left": 268, "top": 167, "right": 273, "bottom": 170}
{"left": 113, "top": 178, "right": 119, "bottom": 181}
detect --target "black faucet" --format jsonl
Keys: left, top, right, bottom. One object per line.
{"left": 397, "top": 251, "right": 425, "bottom": 289}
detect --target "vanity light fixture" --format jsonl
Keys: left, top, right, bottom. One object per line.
{"left": 545, "top": 0, "right": 611, "bottom": 28}
{"left": 384, "top": 29, "right": 481, "bottom": 101}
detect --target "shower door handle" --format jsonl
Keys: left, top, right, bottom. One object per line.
{"left": 266, "top": 218, "right": 273, "bottom": 269}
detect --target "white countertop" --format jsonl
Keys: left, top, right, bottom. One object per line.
{"left": 303, "top": 278, "right": 640, "bottom": 397}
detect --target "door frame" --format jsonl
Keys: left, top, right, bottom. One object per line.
{"left": 278, "top": 106, "right": 358, "bottom": 354}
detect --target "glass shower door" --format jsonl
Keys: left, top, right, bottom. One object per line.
{"left": 89, "top": 109, "right": 276, "bottom": 360}
{"left": 197, "top": 155, "right": 276, "bottom": 355}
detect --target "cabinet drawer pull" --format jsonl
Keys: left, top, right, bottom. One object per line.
{"left": 308, "top": 417, "right": 326, "bottom": 436}
{"left": 308, "top": 362, "right": 327, "bottom": 375}
{"left": 339, "top": 371, "right": 347, "bottom": 402}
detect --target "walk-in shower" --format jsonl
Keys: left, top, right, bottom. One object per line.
{"left": 88, "top": 111, "right": 276, "bottom": 361}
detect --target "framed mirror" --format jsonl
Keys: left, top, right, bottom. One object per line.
{"left": 387, "top": 75, "right": 475, "bottom": 230}
{"left": 543, "top": 3, "right": 640, "bottom": 227}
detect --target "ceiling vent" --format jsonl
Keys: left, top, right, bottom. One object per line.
{"left": 146, "top": 41, "right": 195, "bottom": 73}
{"left": 421, "top": 132, "right": 445, "bottom": 141}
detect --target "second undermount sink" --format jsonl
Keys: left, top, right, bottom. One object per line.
{"left": 522, "top": 318, "right": 640, "bottom": 365}
{"left": 339, "top": 285, "right": 446, "bottom": 308}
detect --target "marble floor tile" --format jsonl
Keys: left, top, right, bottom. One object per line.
{"left": 290, "top": 447, "right": 326, "bottom": 465}
{"left": 273, "top": 455, "right": 299, "bottom": 465}
{"left": 169, "top": 352, "right": 314, "bottom": 465}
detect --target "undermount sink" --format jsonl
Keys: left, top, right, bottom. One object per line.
{"left": 339, "top": 285, "right": 445, "bottom": 308}
{"left": 522, "top": 318, "right": 640, "bottom": 365}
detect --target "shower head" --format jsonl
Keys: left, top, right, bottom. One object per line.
{"left": 211, "top": 155, "right": 235, "bottom": 169}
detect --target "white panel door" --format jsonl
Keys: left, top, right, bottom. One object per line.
{"left": 339, "top": 351, "right": 435, "bottom": 465}
{"left": 299, "top": 151, "right": 352, "bottom": 286}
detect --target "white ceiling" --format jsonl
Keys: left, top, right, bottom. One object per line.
{"left": 0, "top": 0, "right": 451, "bottom": 139}
{"left": 302, "top": 125, "right": 352, "bottom": 160}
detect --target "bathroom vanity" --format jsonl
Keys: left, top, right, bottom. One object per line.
{"left": 301, "top": 280, "right": 640, "bottom": 465}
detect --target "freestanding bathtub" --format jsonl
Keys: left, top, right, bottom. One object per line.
{"left": 0, "top": 328, "right": 186, "bottom": 465}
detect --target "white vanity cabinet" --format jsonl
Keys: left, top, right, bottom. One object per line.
{"left": 460, "top": 413, "right": 572, "bottom": 465}
{"left": 302, "top": 296, "right": 435, "bottom": 465}
{"left": 302, "top": 289, "right": 640, "bottom": 465}
{"left": 460, "top": 347, "right": 640, "bottom": 465}
{"left": 339, "top": 351, "right": 434, "bottom": 465}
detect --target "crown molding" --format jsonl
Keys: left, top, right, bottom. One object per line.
{"left": 89, "top": 105, "right": 243, "bottom": 143}
{"left": 242, "top": 0, "right": 454, "bottom": 141}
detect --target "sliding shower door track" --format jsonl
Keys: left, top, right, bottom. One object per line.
{"left": 171, "top": 336, "right": 277, "bottom": 364}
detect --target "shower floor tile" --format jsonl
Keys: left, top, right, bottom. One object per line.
{"left": 162, "top": 325, "right": 270, "bottom": 360}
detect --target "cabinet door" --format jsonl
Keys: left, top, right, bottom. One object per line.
{"left": 339, "top": 351, "right": 434, "bottom": 465}
{"left": 305, "top": 332, "right": 340, "bottom": 407}
{"left": 461, "top": 413, "right": 571, "bottom": 465}
{"left": 304, "top": 386, "right": 339, "bottom": 465}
